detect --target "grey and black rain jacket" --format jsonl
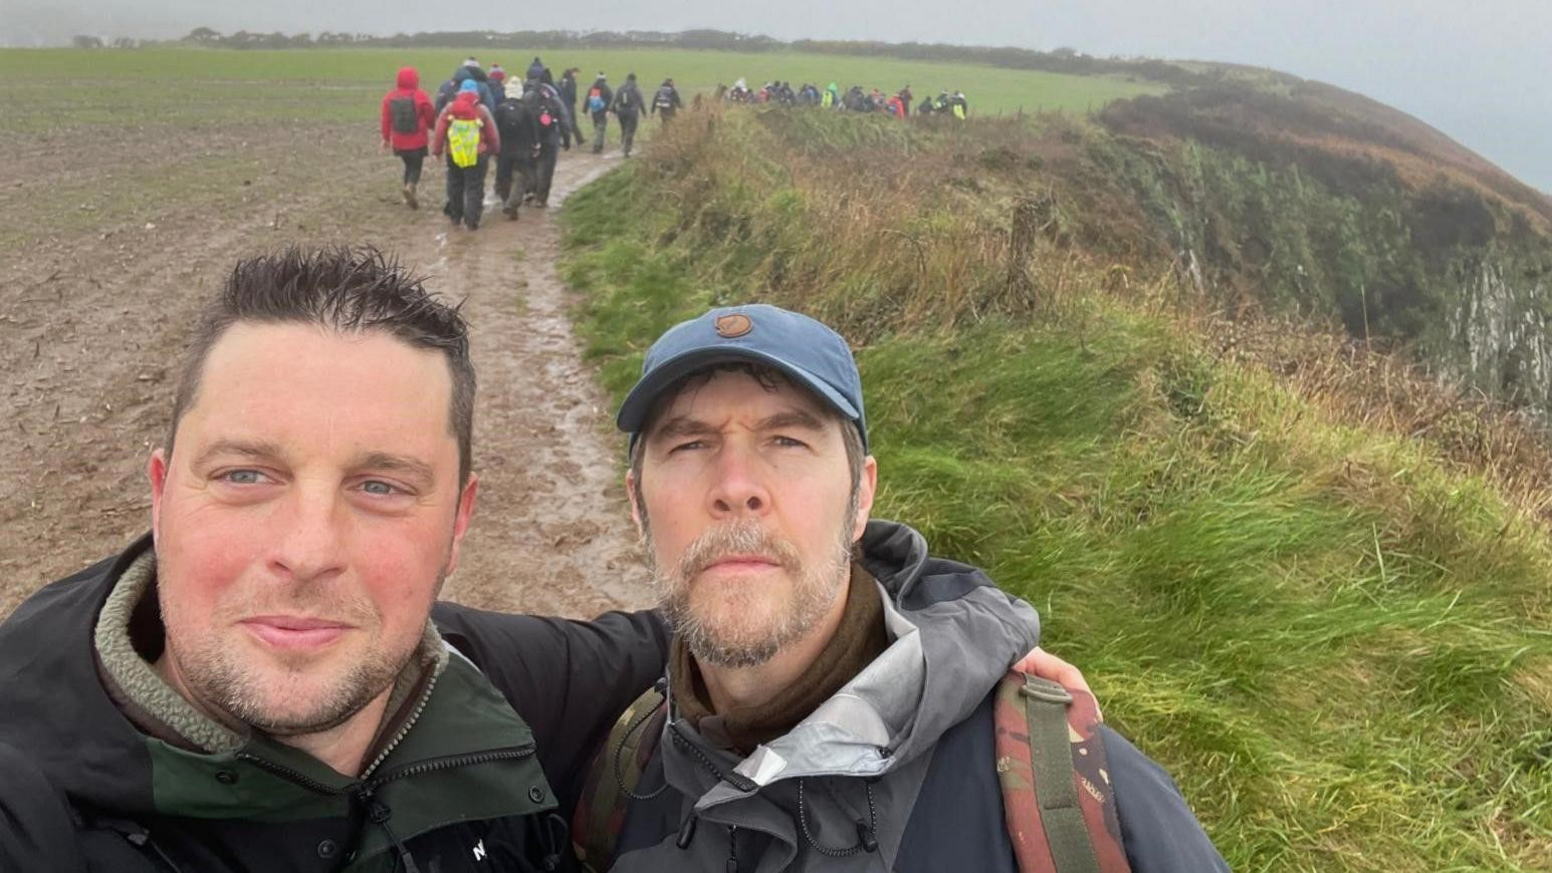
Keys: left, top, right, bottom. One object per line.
{"left": 608, "top": 520, "right": 1229, "bottom": 873}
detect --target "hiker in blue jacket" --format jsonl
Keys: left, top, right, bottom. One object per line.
{"left": 434, "top": 59, "right": 497, "bottom": 116}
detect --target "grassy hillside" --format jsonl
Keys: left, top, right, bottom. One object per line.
{"left": 560, "top": 106, "right": 1552, "bottom": 871}
{"left": 1091, "top": 77, "right": 1552, "bottom": 414}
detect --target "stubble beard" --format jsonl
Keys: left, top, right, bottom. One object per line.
{"left": 162, "top": 572, "right": 440, "bottom": 738}
{"left": 645, "top": 501, "right": 857, "bottom": 670}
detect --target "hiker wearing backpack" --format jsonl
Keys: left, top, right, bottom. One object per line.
{"left": 570, "top": 304, "right": 1229, "bottom": 873}
{"left": 560, "top": 67, "right": 587, "bottom": 148}
{"left": 586, "top": 73, "right": 614, "bottom": 154}
{"left": 379, "top": 66, "right": 436, "bottom": 209}
{"left": 951, "top": 91, "right": 969, "bottom": 120}
{"left": 611, "top": 73, "right": 645, "bottom": 158}
{"left": 493, "top": 83, "right": 540, "bottom": 220}
{"left": 650, "top": 77, "right": 683, "bottom": 127}
{"left": 431, "top": 79, "right": 500, "bottom": 230}
{"left": 434, "top": 60, "right": 496, "bottom": 117}
{"left": 488, "top": 65, "right": 507, "bottom": 103}
{"left": 526, "top": 71, "right": 571, "bottom": 207}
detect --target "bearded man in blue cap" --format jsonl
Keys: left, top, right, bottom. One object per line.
{"left": 572, "top": 304, "right": 1228, "bottom": 872}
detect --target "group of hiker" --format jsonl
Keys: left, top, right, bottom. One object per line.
{"left": 381, "top": 57, "right": 981, "bottom": 229}
{"left": 381, "top": 56, "right": 685, "bottom": 230}
{"left": 722, "top": 79, "right": 970, "bottom": 119}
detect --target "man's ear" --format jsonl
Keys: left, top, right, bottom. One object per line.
{"left": 625, "top": 469, "right": 645, "bottom": 537}
{"left": 444, "top": 474, "right": 480, "bottom": 578}
{"left": 851, "top": 455, "right": 878, "bottom": 543}
{"left": 148, "top": 448, "right": 169, "bottom": 546}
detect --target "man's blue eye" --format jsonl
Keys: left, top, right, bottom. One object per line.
{"left": 226, "top": 470, "right": 262, "bottom": 485}
{"left": 362, "top": 481, "right": 397, "bottom": 496}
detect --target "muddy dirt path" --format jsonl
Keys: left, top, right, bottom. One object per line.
{"left": 0, "top": 142, "right": 653, "bottom": 619}
{"left": 381, "top": 156, "right": 654, "bottom": 616}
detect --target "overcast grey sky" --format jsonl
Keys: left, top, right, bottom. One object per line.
{"left": 7, "top": 0, "right": 1549, "bottom": 193}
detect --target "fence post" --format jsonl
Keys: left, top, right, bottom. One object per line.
{"left": 1007, "top": 196, "right": 1041, "bottom": 309}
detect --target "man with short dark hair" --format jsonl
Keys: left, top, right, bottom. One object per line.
{"left": 0, "top": 246, "right": 668, "bottom": 871}
{"left": 578, "top": 304, "right": 1227, "bottom": 872}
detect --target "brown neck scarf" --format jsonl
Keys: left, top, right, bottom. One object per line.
{"left": 670, "top": 563, "right": 890, "bottom": 755}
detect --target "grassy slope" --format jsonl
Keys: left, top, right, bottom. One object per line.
{"left": 560, "top": 108, "right": 1552, "bottom": 872}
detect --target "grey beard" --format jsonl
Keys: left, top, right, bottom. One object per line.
{"left": 644, "top": 499, "right": 857, "bottom": 669}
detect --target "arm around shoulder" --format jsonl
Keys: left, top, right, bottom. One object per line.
{"left": 432, "top": 604, "right": 670, "bottom": 803}
{"left": 1100, "top": 725, "right": 1230, "bottom": 873}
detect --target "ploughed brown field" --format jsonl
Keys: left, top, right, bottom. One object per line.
{"left": 0, "top": 65, "right": 653, "bottom": 619}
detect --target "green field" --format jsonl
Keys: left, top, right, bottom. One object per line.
{"left": 0, "top": 46, "right": 1160, "bottom": 132}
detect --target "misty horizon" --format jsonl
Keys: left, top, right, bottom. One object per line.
{"left": 5, "top": 1, "right": 1549, "bottom": 196}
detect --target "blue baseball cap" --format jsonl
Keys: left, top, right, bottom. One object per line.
{"left": 616, "top": 304, "right": 868, "bottom": 450}
{"left": 459, "top": 79, "right": 480, "bottom": 93}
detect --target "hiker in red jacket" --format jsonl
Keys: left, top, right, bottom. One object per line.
{"left": 432, "top": 80, "right": 501, "bottom": 231}
{"left": 380, "top": 67, "right": 437, "bottom": 209}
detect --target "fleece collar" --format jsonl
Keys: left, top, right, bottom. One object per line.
{"left": 93, "top": 549, "right": 449, "bottom": 759}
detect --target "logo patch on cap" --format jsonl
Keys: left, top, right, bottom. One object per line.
{"left": 715, "top": 313, "right": 753, "bottom": 338}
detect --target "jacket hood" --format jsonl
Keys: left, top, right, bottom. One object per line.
{"left": 396, "top": 66, "right": 419, "bottom": 90}
{"left": 450, "top": 91, "right": 481, "bottom": 118}
{"left": 670, "top": 519, "right": 1040, "bottom": 805}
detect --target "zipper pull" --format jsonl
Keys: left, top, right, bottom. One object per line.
{"left": 857, "top": 821, "right": 879, "bottom": 853}
{"left": 675, "top": 811, "right": 699, "bottom": 849}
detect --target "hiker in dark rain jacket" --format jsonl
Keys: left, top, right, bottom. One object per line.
{"left": 0, "top": 247, "right": 670, "bottom": 873}
{"left": 611, "top": 73, "right": 645, "bottom": 157}
{"left": 526, "top": 71, "right": 572, "bottom": 207}
{"left": 435, "top": 62, "right": 496, "bottom": 115}
{"left": 559, "top": 67, "right": 586, "bottom": 148}
{"left": 650, "top": 77, "right": 683, "bottom": 125}
{"left": 493, "top": 85, "right": 541, "bottom": 218}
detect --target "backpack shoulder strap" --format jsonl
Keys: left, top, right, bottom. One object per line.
{"left": 995, "top": 670, "right": 1132, "bottom": 873}
{"left": 572, "top": 684, "right": 668, "bottom": 873}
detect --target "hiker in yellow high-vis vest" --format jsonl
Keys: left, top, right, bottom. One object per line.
{"left": 432, "top": 79, "right": 501, "bottom": 231}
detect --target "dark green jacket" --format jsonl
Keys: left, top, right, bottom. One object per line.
{"left": 0, "top": 534, "right": 668, "bottom": 872}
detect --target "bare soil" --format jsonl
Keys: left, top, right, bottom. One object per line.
{"left": 0, "top": 132, "right": 653, "bottom": 619}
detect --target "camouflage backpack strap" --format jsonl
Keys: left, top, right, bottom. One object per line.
{"left": 995, "top": 670, "right": 1132, "bottom": 873}
{"left": 572, "top": 682, "right": 668, "bottom": 873}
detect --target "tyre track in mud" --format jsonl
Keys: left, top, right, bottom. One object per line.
{"left": 0, "top": 141, "right": 654, "bottom": 620}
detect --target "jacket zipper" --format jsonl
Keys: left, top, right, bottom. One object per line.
{"left": 233, "top": 744, "right": 537, "bottom": 796}
{"left": 364, "top": 744, "right": 537, "bottom": 791}
{"left": 234, "top": 752, "right": 348, "bottom": 796}
{"left": 362, "top": 663, "right": 443, "bottom": 779}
